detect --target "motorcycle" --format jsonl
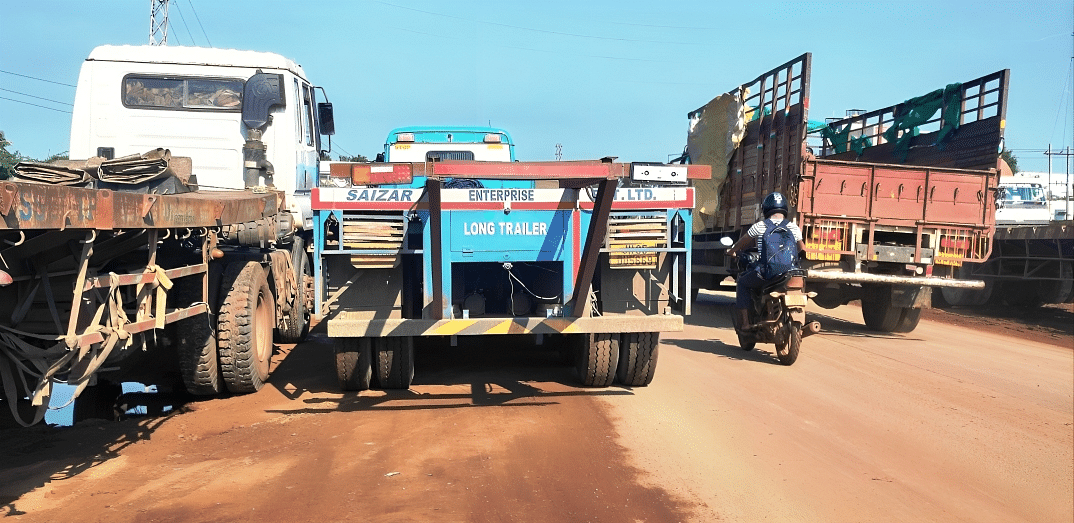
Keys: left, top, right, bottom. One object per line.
{"left": 722, "top": 239, "right": 821, "bottom": 365}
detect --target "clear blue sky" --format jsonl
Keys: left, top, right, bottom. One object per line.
{"left": 1, "top": 1, "right": 1071, "bottom": 173}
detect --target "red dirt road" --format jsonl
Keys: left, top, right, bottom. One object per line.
{"left": 1, "top": 293, "right": 1071, "bottom": 522}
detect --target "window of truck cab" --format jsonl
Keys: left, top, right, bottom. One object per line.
{"left": 122, "top": 75, "right": 244, "bottom": 111}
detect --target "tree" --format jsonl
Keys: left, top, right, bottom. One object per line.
{"left": 1000, "top": 148, "right": 1019, "bottom": 174}
{"left": 0, "top": 131, "right": 69, "bottom": 179}
{"left": 0, "top": 131, "right": 25, "bottom": 180}
{"left": 337, "top": 154, "right": 369, "bottom": 162}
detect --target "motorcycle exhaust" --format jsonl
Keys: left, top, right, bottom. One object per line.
{"left": 802, "top": 320, "right": 822, "bottom": 337}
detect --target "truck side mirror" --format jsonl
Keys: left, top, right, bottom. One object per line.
{"left": 242, "top": 72, "right": 285, "bottom": 130}
{"left": 318, "top": 102, "right": 335, "bottom": 136}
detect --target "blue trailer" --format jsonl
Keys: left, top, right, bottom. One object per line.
{"left": 312, "top": 152, "right": 709, "bottom": 389}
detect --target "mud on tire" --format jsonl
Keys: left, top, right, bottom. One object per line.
{"left": 172, "top": 270, "right": 223, "bottom": 395}
{"left": 217, "top": 261, "right": 275, "bottom": 393}
{"left": 277, "top": 238, "right": 311, "bottom": 344}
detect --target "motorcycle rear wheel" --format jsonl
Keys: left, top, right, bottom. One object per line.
{"left": 776, "top": 322, "right": 801, "bottom": 366}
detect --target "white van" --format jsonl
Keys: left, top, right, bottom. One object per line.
{"left": 69, "top": 44, "right": 332, "bottom": 231}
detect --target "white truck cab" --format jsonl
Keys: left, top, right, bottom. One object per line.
{"left": 996, "top": 181, "right": 1051, "bottom": 225}
{"left": 69, "top": 45, "right": 334, "bottom": 231}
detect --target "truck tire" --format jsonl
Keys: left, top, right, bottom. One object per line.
{"left": 217, "top": 261, "right": 275, "bottom": 393}
{"left": 173, "top": 272, "right": 223, "bottom": 395}
{"left": 892, "top": 307, "right": 922, "bottom": 333}
{"left": 940, "top": 265, "right": 992, "bottom": 307}
{"left": 1002, "top": 280, "right": 1043, "bottom": 308}
{"left": 374, "top": 337, "right": 414, "bottom": 389}
{"left": 278, "top": 239, "right": 311, "bottom": 344}
{"left": 336, "top": 337, "right": 373, "bottom": 391}
{"left": 861, "top": 285, "right": 901, "bottom": 332}
{"left": 616, "top": 332, "right": 659, "bottom": 386}
{"left": 578, "top": 333, "right": 618, "bottom": 387}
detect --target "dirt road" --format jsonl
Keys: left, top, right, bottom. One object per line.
{"left": 2, "top": 291, "right": 1071, "bottom": 522}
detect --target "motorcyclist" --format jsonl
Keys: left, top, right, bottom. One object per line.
{"left": 726, "top": 192, "right": 807, "bottom": 330}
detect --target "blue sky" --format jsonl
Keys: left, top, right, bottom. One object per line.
{"left": 1, "top": 1, "right": 1071, "bottom": 173}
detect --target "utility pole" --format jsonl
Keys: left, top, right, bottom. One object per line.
{"left": 150, "top": 0, "right": 170, "bottom": 45}
{"left": 1044, "top": 145, "right": 1074, "bottom": 219}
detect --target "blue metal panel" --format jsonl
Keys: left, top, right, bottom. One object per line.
{"left": 449, "top": 211, "right": 568, "bottom": 256}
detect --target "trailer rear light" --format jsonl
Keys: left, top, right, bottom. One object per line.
{"left": 396, "top": 132, "right": 415, "bottom": 143}
{"left": 483, "top": 133, "right": 502, "bottom": 143}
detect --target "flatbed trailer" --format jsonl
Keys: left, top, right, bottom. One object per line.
{"left": 941, "top": 220, "right": 1074, "bottom": 307}
{"left": 0, "top": 169, "right": 306, "bottom": 426}
{"left": 313, "top": 160, "right": 708, "bottom": 389}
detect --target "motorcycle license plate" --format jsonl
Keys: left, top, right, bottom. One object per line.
{"left": 783, "top": 294, "right": 808, "bottom": 307}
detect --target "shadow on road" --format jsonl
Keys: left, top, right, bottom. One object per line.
{"left": 0, "top": 412, "right": 177, "bottom": 516}
{"left": 267, "top": 325, "right": 634, "bottom": 416}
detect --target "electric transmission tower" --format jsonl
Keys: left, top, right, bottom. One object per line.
{"left": 150, "top": 0, "right": 170, "bottom": 45}
{"left": 555, "top": 143, "right": 562, "bottom": 161}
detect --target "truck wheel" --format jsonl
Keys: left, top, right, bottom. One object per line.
{"left": 1002, "top": 280, "right": 1043, "bottom": 308}
{"left": 1040, "top": 262, "right": 1073, "bottom": 303}
{"left": 892, "top": 307, "right": 922, "bottom": 333}
{"left": 776, "top": 323, "right": 801, "bottom": 366}
{"left": 940, "top": 265, "right": 992, "bottom": 307}
{"left": 335, "top": 338, "right": 373, "bottom": 391}
{"left": 616, "top": 332, "right": 659, "bottom": 386}
{"left": 578, "top": 333, "right": 618, "bottom": 387}
{"left": 374, "top": 337, "right": 414, "bottom": 389}
{"left": 217, "top": 261, "right": 275, "bottom": 393}
{"left": 861, "top": 286, "right": 901, "bottom": 332}
{"left": 278, "top": 239, "right": 311, "bottom": 344}
{"left": 173, "top": 273, "right": 223, "bottom": 395}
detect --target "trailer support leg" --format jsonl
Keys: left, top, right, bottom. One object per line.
{"left": 569, "top": 177, "right": 616, "bottom": 317}
{"left": 428, "top": 179, "right": 445, "bottom": 319}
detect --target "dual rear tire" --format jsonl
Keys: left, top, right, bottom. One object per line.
{"left": 570, "top": 332, "right": 660, "bottom": 387}
{"left": 335, "top": 336, "right": 414, "bottom": 391}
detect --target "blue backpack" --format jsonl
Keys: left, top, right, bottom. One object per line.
{"left": 760, "top": 219, "right": 799, "bottom": 280}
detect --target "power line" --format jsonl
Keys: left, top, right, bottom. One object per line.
{"left": 168, "top": 19, "right": 182, "bottom": 45}
{"left": 0, "top": 70, "right": 76, "bottom": 88}
{"left": 0, "top": 96, "right": 73, "bottom": 114}
{"left": 187, "top": 0, "right": 212, "bottom": 47}
{"left": 0, "top": 88, "right": 72, "bottom": 106}
{"left": 172, "top": 1, "right": 197, "bottom": 46}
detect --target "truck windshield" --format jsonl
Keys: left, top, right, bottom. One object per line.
{"left": 1000, "top": 186, "right": 1045, "bottom": 204}
{"left": 123, "top": 75, "right": 244, "bottom": 111}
